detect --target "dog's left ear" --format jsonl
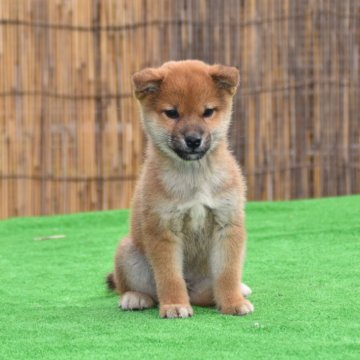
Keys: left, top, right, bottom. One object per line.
{"left": 209, "top": 65, "right": 240, "bottom": 95}
{"left": 132, "top": 68, "right": 164, "bottom": 100}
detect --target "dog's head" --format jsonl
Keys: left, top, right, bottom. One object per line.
{"left": 132, "top": 60, "right": 239, "bottom": 161}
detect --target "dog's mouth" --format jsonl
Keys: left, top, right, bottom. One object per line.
{"left": 172, "top": 148, "right": 208, "bottom": 161}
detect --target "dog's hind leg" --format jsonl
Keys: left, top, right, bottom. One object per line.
{"left": 119, "top": 291, "right": 155, "bottom": 310}
{"left": 109, "top": 237, "right": 157, "bottom": 310}
{"left": 241, "top": 283, "right": 252, "bottom": 297}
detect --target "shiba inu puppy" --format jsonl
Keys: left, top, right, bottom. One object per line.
{"left": 107, "top": 60, "right": 254, "bottom": 318}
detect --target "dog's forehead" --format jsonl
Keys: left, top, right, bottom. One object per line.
{"left": 158, "top": 66, "right": 219, "bottom": 110}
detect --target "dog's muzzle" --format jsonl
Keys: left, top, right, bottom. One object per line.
{"left": 171, "top": 133, "right": 211, "bottom": 161}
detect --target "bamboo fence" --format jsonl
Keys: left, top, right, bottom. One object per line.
{"left": 0, "top": 0, "right": 359, "bottom": 219}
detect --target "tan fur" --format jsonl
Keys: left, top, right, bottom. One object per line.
{"left": 110, "top": 60, "right": 254, "bottom": 318}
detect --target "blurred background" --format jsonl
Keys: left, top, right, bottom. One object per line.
{"left": 0, "top": 0, "right": 359, "bottom": 219}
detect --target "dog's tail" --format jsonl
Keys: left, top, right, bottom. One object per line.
{"left": 106, "top": 272, "right": 116, "bottom": 291}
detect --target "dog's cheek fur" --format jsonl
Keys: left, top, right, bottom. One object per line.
{"left": 141, "top": 111, "right": 183, "bottom": 161}
{"left": 205, "top": 108, "right": 233, "bottom": 150}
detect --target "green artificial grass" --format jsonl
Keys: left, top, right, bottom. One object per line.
{"left": 1, "top": 196, "right": 360, "bottom": 359}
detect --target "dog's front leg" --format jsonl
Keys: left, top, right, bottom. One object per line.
{"left": 211, "top": 223, "right": 254, "bottom": 315}
{"left": 145, "top": 229, "right": 192, "bottom": 318}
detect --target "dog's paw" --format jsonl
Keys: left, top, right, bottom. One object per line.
{"left": 120, "top": 291, "right": 155, "bottom": 310}
{"left": 219, "top": 298, "right": 254, "bottom": 316}
{"left": 160, "top": 304, "right": 193, "bottom": 318}
{"left": 241, "top": 283, "right": 252, "bottom": 297}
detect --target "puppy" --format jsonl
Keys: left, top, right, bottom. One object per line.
{"left": 107, "top": 60, "right": 254, "bottom": 318}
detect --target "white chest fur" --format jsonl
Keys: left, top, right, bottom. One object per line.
{"left": 178, "top": 185, "right": 214, "bottom": 231}
{"left": 156, "top": 184, "right": 215, "bottom": 233}
{"left": 154, "top": 157, "right": 242, "bottom": 235}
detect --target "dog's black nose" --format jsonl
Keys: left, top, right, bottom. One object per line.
{"left": 185, "top": 134, "right": 202, "bottom": 149}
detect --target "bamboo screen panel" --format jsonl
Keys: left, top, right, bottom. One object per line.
{"left": 0, "top": 0, "right": 359, "bottom": 218}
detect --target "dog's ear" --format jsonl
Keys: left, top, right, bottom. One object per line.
{"left": 209, "top": 65, "right": 240, "bottom": 95}
{"left": 132, "top": 68, "right": 163, "bottom": 100}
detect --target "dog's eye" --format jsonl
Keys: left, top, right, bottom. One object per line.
{"left": 203, "top": 108, "right": 215, "bottom": 118}
{"left": 163, "top": 109, "right": 179, "bottom": 120}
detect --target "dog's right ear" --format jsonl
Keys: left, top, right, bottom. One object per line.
{"left": 132, "top": 68, "right": 163, "bottom": 100}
